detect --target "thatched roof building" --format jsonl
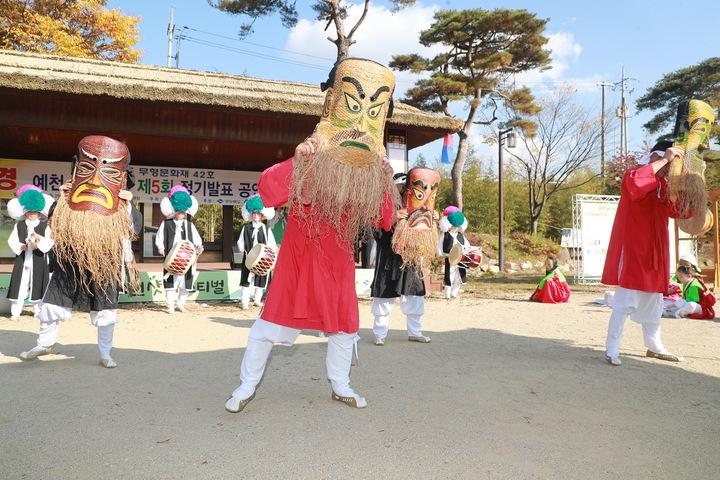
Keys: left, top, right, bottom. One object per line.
{"left": 0, "top": 49, "right": 462, "bottom": 172}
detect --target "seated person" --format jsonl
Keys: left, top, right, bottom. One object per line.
{"left": 530, "top": 256, "right": 570, "bottom": 304}
{"left": 664, "top": 265, "right": 705, "bottom": 318}
{"left": 662, "top": 254, "right": 701, "bottom": 310}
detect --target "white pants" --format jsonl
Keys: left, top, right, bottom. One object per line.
{"left": 445, "top": 265, "right": 463, "bottom": 298}
{"left": 32, "top": 303, "right": 118, "bottom": 359}
{"left": 241, "top": 286, "right": 264, "bottom": 307}
{"left": 230, "top": 318, "right": 360, "bottom": 400}
{"left": 10, "top": 266, "right": 41, "bottom": 318}
{"left": 605, "top": 287, "right": 669, "bottom": 357}
{"left": 371, "top": 295, "right": 424, "bottom": 339}
{"left": 165, "top": 288, "right": 188, "bottom": 311}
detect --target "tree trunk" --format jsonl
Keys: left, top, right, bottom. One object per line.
{"left": 451, "top": 127, "right": 471, "bottom": 209}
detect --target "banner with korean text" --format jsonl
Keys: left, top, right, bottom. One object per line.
{"left": 0, "top": 159, "right": 260, "bottom": 205}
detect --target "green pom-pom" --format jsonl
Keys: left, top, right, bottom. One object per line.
{"left": 447, "top": 210, "right": 465, "bottom": 227}
{"left": 19, "top": 190, "right": 45, "bottom": 212}
{"left": 170, "top": 191, "right": 192, "bottom": 212}
{"left": 245, "top": 196, "right": 264, "bottom": 213}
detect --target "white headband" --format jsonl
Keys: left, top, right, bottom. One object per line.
{"left": 637, "top": 150, "right": 665, "bottom": 165}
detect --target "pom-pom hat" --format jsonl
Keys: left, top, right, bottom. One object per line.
{"left": 439, "top": 205, "right": 468, "bottom": 233}
{"left": 160, "top": 185, "right": 199, "bottom": 218}
{"left": 241, "top": 195, "right": 275, "bottom": 222}
{"left": 7, "top": 184, "right": 54, "bottom": 220}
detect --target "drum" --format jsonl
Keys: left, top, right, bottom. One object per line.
{"left": 459, "top": 251, "right": 482, "bottom": 269}
{"left": 163, "top": 241, "right": 198, "bottom": 276}
{"left": 245, "top": 243, "right": 278, "bottom": 276}
{"left": 448, "top": 243, "right": 463, "bottom": 266}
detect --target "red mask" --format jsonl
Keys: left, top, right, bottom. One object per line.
{"left": 403, "top": 168, "right": 440, "bottom": 231}
{"left": 68, "top": 136, "right": 129, "bottom": 215}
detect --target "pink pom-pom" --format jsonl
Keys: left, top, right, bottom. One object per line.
{"left": 443, "top": 206, "right": 460, "bottom": 216}
{"left": 16, "top": 184, "right": 42, "bottom": 197}
{"left": 168, "top": 185, "right": 190, "bottom": 197}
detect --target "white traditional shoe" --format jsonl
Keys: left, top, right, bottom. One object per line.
{"left": 241, "top": 303, "right": 249, "bottom": 310}
{"left": 225, "top": 392, "right": 255, "bottom": 413}
{"left": 331, "top": 391, "right": 367, "bottom": 408}
{"left": 408, "top": 335, "right": 431, "bottom": 343}
{"left": 100, "top": 358, "right": 118, "bottom": 368}
{"left": 178, "top": 306, "right": 188, "bottom": 313}
{"left": 605, "top": 355, "right": 621, "bottom": 366}
{"left": 374, "top": 338, "right": 385, "bottom": 346}
{"left": 167, "top": 308, "right": 175, "bottom": 314}
{"left": 9, "top": 316, "right": 19, "bottom": 321}
{"left": 20, "top": 347, "right": 52, "bottom": 360}
{"left": 254, "top": 302, "right": 264, "bottom": 308}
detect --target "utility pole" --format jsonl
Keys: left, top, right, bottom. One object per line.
{"left": 598, "top": 82, "right": 613, "bottom": 177}
{"left": 167, "top": 7, "right": 175, "bottom": 68}
{"left": 616, "top": 67, "right": 629, "bottom": 156}
{"left": 498, "top": 128, "right": 516, "bottom": 273}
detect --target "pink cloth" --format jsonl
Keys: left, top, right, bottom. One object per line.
{"left": 257, "top": 158, "right": 394, "bottom": 333}
{"left": 602, "top": 164, "right": 684, "bottom": 294}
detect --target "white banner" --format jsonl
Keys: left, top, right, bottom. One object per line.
{"left": 580, "top": 200, "right": 618, "bottom": 278}
{"left": 0, "top": 159, "right": 261, "bottom": 205}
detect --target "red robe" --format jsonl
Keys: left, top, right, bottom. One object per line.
{"left": 530, "top": 270, "right": 571, "bottom": 304}
{"left": 257, "top": 158, "right": 394, "bottom": 333}
{"left": 601, "top": 164, "right": 683, "bottom": 293}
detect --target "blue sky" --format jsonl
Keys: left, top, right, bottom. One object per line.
{"left": 107, "top": 0, "right": 720, "bottom": 166}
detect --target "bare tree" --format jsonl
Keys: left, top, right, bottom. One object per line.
{"left": 501, "top": 84, "right": 616, "bottom": 234}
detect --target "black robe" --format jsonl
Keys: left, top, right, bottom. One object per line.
{"left": 370, "top": 226, "right": 425, "bottom": 298}
{"left": 161, "top": 218, "right": 196, "bottom": 290}
{"left": 238, "top": 222, "right": 272, "bottom": 289}
{"left": 441, "top": 231, "right": 467, "bottom": 286}
{"left": 7, "top": 221, "right": 51, "bottom": 301}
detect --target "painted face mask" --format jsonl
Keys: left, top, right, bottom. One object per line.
{"left": 68, "top": 136, "right": 129, "bottom": 215}
{"left": 316, "top": 58, "right": 395, "bottom": 167}
{"left": 403, "top": 168, "right": 441, "bottom": 232}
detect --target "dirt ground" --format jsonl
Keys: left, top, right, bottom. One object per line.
{"left": 1, "top": 291, "right": 719, "bottom": 480}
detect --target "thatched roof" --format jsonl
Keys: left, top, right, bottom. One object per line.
{"left": 0, "top": 49, "right": 462, "bottom": 132}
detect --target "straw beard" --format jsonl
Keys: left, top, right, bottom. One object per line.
{"left": 290, "top": 130, "right": 398, "bottom": 251}
{"left": 391, "top": 219, "right": 439, "bottom": 271}
{"left": 51, "top": 194, "right": 138, "bottom": 298}
{"left": 669, "top": 148, "right": 708, "bottom": 235}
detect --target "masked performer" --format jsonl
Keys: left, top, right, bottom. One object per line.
{"left": 438, "top": 207, "right": 471, "bottom": 299}
{"left": 156, "top": 185, "right": 204, "bottom": 314}
{"left": 370, "top": 169, "right": 440, "bottom": 345}
{"left": 20, "top": 135, "right": 139, "bottom": 368}
{"left": 530, "top": 256, "right": 571, "bottom": 304}
{"left": 237, "top": 195, "right": 276, "bottom": 310}
{"left": 602, "top": 141, "right": 687, "bottom": 366}
{"left": 6, "top": 185, "right": 54, "bottom": 320}
{"left": 225, "top": 58, "right": 397, "bottom": 413}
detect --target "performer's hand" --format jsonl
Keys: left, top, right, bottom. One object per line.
{"left": 396, "top": 208, "right": 408, "bottom": 220}
{"left": 432, "top": 210, "right": 439, "bottom": 221}
{"left": 381, "top": 156, "right": 393, "bottom": 175}
{"left": 294, "top": 138, "right": 316, "bottom": 166}
{"left": 119, "top": 189, "right": 133, "bottom": 202}
{"left": 663, "top": 146, "right": 684, "bottom": 163}
{"left": 20, "top": 245, "right": 28, "bottom": 252}
{"left": 59, "top": 181, "right": 72, "bottom": 194}
{"left": 197, "top": 245, "right": 205, "bottom": 254}
{"left": 158, "top": 248, "right": 165, "bottom": 256}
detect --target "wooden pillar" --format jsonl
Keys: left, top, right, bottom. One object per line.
{"left": 222, "top": 204, "right": 234, "bottom": 263}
